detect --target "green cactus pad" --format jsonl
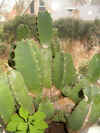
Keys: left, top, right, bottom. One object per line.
{"left": 40, "top": 48, "right": 52, "bottom": 88}
{"left": 67, "top": 100, "right": 89, "bottom": 130}
{"left": 62, "top": 53, "right": 76, "bottom": 87}
{"left": 62, "top": 83, "right": 82, "bottom": 103}
{"left": 0, "top": 74, "right": 15, "bottom": 122}
{"left": 88, "top": 54, "right": 100, "bottom": 82}
{"left": 8, "top": 70, "right": 34, "bottom": 113}
{"left": 52, "top": 52, "right": 64, "bottom": 88}
{"left": 37, "top": 11, "right": 53, "bottom": 44}
{"left": 88, "top": 95, "right": 100, "bottom": 123}
{"left": 15, "top": 40, "right": 42, "bottom": 94}
{"left": 51, "top": 39, "right": 60, "bottom": 57}
{"left": 38, "top": 100, "right": 55, "bottom": 119}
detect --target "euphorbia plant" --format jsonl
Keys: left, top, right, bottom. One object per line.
{"left": 6, "top": 107, "right": 48, "bottom": 133}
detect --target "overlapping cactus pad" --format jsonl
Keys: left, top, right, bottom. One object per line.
{"left": 14, "top": 39, "right": 77, "bottom": 94}
{"left": 0, "top": 66, "right": 34, "bottom": 122}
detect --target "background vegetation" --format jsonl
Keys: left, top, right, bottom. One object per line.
{"left": 2, "top": 14, "right": 37, "bottom": 42}
{"left": 54, "top": 18, "right": 100, "bottom": 41}
{"left": 0, "top": 15, "right": 100, "bottom": 49}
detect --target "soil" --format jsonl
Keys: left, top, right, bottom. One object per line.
{"left": 45, "top": 122, "right": 68, "bottom": 133}
{"left": 0, "top": 43, "right": 10, "bottom": 60}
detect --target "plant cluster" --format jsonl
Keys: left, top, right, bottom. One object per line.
{"left": 54, "top": 18, "right": 100, "bottom": 40}
{"left": 0, "top": 12, "right": 100, "bottom": 133}
{"left": 54, "top": 18, "right": 100, "bottom": 49}
{"left": 3, "top": 14, "right": 37, "bottom": 42}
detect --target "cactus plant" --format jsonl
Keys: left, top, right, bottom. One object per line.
{"left": 1, "top": 11, "right": 100, "bottom": 133}
{"left": 13, "top": 12, "right": 100, "bottom": 132}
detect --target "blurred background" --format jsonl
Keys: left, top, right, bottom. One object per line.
{"left": 0, "top": 0, "right": 100, "bottom": 21}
